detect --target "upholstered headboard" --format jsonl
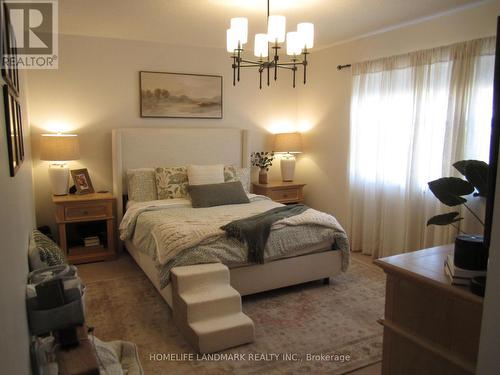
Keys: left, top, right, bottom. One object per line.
{"left": 112, "top": 127, "right": 249, "bottom": 222}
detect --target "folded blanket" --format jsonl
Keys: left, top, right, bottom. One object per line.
{"left": 221, "top": 204, "right": 309, "bottom": 263}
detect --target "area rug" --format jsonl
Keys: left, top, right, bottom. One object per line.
{"left": 84, "top": 258, "right": 385, "bottom": 374}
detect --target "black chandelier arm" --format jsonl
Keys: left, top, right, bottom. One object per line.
{"left": 232, "top": 57, "right": 305, "bottom": 69}
{"left": 232, "top": 56, "right": 236, "bottom": 86}
{"left": 237, "top": 63, "right": 265, "bottom": 68}
{"left": 303, "top": 53, "right": 308, "bottom": 84}
{"left": 275, "top": 64, "right": 296, "bottom": 71}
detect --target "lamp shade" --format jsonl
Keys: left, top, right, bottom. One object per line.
{"left": 254, "top": 33, "right": 269, "bottom": 58}
{"left": 267, "top": 15, "right": 286, "bottom": 43}
{"left": 274, "top": 132, "right": 302, "bottom": 153}
{"left": 286, "top": 31, "right": 304, "bottom": 56}
{"left": 297, "top": 22, "right": 314, "bottom": 49}
{"left": 230, "top": 17, "right": 248, "bottom": 44}
{"left": 226, "top": 28, "right": 238, "bottom": 52}
{"left": 40, "top": 134, "right": 80, "bottom": 161}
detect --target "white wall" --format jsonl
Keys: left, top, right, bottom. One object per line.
{"left": 0, "top": 72, "right": 35, "bottom": 373}
{"left": 295, "top": 0, "right": 500, "bottom": 229}
{"left": 28, "top": 34, "right": 299, "bottom": 232}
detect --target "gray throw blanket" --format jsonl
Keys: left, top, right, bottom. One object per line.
{"left": 221, "top": 204, "right": 309, "bottom": 263}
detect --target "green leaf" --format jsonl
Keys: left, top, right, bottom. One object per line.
{"left": 428, "top": 177, "right": 474, "bottom": 206}
{"left": 453, "top": 160, "right": 489, "bottom": 197}
{"left": 427, "top": 212, "right": 463, "bottom": 226}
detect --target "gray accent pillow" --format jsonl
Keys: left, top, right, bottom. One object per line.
{"left": 28, "top": 230, "right": 66, "bottom": 271}
{"left": 188, "top": 181, "right": 250, "bottom": 208}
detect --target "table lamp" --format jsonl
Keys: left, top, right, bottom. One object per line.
{"left": 40, "top": 133, "right": 80, "bottom": 195}
{"left": 274, "top": 132, "right": 302, "bottom": 181}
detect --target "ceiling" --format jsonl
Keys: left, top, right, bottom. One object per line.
{"left": 59, "top": 0, "right": 486, "bottom": 49}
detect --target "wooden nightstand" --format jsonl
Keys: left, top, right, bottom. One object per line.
{"left": 252, "top": 181, "right": 305, "bottom": 204}
{"left": 53, "top": 193, "right": 117, "bottom": 264}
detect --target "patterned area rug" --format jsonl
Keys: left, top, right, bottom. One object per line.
{"left": 84, "top": 258, "right": 385, "bottom": 374}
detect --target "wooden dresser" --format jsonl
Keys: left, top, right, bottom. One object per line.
{"left": 374, "top": 245, "right": 483, "bottom": 375}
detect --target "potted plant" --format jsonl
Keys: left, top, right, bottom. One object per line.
{"left": 427, "top": 160, "right": 489, "bottom": 272}
{"left": 251, "top": 151, "right": 274, "bottom": 184}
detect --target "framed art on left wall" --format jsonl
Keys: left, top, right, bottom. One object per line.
{"left": 2, "top": 85, "right": 24, "bottom": 176}
{"left": 1, "top": 0, "right": 20, "bottom": 96}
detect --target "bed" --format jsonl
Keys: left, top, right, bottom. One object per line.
{"left": 112, "top": 128, "right": 349, "bottom": 308}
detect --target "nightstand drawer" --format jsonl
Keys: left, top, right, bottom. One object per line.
{"left": 64, "top": 203, "right": 109, "bottom": 221}
{"left": 271, "top": 188, "right": 300, "bottom": 202}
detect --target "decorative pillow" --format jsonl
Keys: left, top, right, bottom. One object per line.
{"left": 224, "top": 165, "right": 238, "bottom": 182}
{"left": 127, "top": 168, "right": 157, "bottom": 202}
{"left": 28, "top": 230, "right": 66, "bottom": 271}
{"left": 188, "top": 181, "right": 250, "bottom": 208}
{"left": 236, "top": 167, "right": 251, "bottom": 193}
{"left": 224, "top": 165, "right": 251, "bottom": 193}
{"left": 187, "top": 164, "right": 224, "bottom": 186}
{"left": 155, "top": 166, "right": 189, "bottom": 199}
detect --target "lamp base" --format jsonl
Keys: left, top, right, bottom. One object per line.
{"left": 280, "top": 156, "right": 296, "bottom": 182}
{"left": 48, "top": 164, "right": 69, "bottom": 196}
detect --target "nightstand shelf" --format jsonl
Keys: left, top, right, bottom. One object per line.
{"left": 252, "top": 181, "right": 305, "bottom": 204}
{"left": 53, "top": 193, "right": 117, "bottom": 264}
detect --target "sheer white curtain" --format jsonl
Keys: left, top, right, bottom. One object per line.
{"left": 349, "top": 37, "right": 495, "bottom": 258}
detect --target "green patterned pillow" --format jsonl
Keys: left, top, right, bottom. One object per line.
{"left": 155, "top": 166, "right": 189, "bottom": 199}
{"left": 28, "top": 230, "right": 66, "bottom": 270}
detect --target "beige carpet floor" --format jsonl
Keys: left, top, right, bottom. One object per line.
{"left": 83, "top": 257, "right": 385, "bottom": 374}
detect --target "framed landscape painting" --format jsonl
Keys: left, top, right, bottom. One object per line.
{"left": 140, "top": 71, "right": 223, "bottom": 119}
{"left": 3, "top": 85, "right": 23, "bottom": 177}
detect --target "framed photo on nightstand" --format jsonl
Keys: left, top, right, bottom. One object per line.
{"left": 71, "top": 168, "right": 95, "bottom": 194}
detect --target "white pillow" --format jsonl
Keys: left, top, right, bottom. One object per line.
{"left": 187, "top": 164, "right": 224, "bottom": 185}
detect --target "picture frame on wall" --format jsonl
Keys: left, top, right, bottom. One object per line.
{"left": 1, "top": 0, "right": 20, "bottom": 96}
{"left": 140, "top": 71, "right": 223, "bottom": 119}
{"left": 71, "top": 168, "right": 95, "bottom": 194}
{"left": 2, "top": 85, "right": 23, "bottom": 176}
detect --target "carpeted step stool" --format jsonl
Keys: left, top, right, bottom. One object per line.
{"left": 170, "top": 263, "right": 254, "bottom": 353}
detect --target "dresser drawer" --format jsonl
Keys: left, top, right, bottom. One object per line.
{"left": 64, "top": 203, "right": 109, "bottom": 221}
{"left": 271, "top": 188, "right": 300, "bottom": 202}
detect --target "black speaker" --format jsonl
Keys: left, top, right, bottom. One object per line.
{"left": 453, "top": 235, "right": 488, "bottom": 271}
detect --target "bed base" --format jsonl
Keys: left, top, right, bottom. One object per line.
{"left": 124, "top": 240, "right": 342, "bottom": 309}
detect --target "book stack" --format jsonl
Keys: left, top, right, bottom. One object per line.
{"left": 444, "top": 255, "right": 486, "bottom": 286}
{"left": 83, "top": 236, "right": 100, "bottom": 247}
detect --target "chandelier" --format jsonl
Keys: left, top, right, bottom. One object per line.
{"left": 226, "top": 0, "right": 314, "bottom": 89}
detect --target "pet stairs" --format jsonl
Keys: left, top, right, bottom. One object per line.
{"left": 170, "top": 263, "right": 255, "bottom": 353}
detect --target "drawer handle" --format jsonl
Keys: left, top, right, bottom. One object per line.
{"left": 83, "top": 210, "right": 89, "bottom": 215}
{"left": 283, "top": 194, "right": 288, "bottom": 198}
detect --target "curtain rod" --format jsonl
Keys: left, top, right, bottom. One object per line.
{"left": 337, "top": 64, "right": 351, "bottom": 70}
